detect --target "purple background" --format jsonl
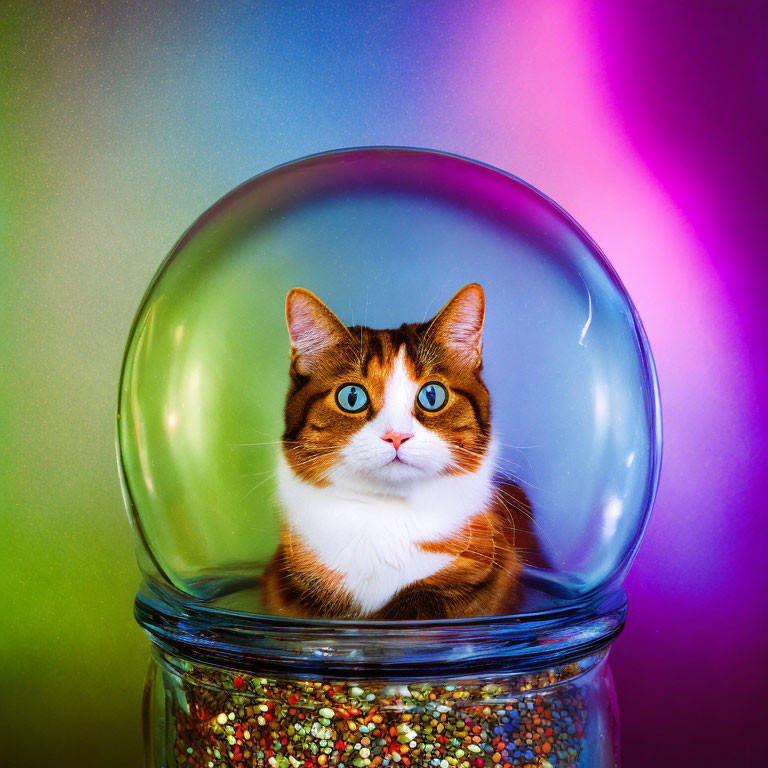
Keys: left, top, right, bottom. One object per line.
{"left": 591, "top": 4, "right": 768, "bottom": 764}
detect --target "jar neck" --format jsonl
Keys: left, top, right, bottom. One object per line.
{"left": 135, "top": 580, "right": 626, "bottom": 679}
{"left": 152, "top": 641, "right": 610, "bottom": 698}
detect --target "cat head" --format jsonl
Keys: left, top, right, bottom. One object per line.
{"left": 282, "top": 284, "right": 491, "bottom": 495}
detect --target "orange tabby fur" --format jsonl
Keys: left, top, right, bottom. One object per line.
{"left": 262, "top": 284, "right": 539, "bottom": 619}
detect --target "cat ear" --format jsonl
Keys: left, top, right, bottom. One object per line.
{"left": 286, "top": 288, "right": 351, "bottom": 374}
{"left": 425, "top": 283, "right": 485, "bottom": 368}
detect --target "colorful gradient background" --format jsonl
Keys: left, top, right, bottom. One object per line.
{"left": 2, "top": 2, "right": 766, "bottom": 766}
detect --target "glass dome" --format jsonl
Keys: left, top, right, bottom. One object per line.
{"left": 117, "top": 147, "right": 660, "bottom": 619}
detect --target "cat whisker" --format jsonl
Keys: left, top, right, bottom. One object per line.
{"left": 240, "top": 468, "right": 278, "bottom": 478}
{"left": 449, "top": 443, "right": 526, "bottom": 468}
{"left": 229, "top": 440, "right": 284, "bottom": 447}
{"left": 448, "top": 445, "right": 526, "bottom": 474}
{"left": 239, "top": 472, "right": 279, "bottom": 503}
{"left": 456, "top": 546, "right": 521, "bottom": 580}
{"left": 493, "top": 438, "right": 548, "bottom": 451}
{"left": 449, "top": 445, "right": 551, "bottom": 495}
{"left": 231, "top": 437, "right": 335, "bottom": 449}
{"left": 490, "top": 436, "right": 546, "bottom": 476}
{"left": 442, "top": 454, "right": 563, "bottom": 564}
{"left": 493, "top": 487, "right": 564, "bottom": 562}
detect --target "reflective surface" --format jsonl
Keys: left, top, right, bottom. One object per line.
{"left": 118, "top": 147, "right": 661, "bottom": 611}
{"left": 134, "top": 579, "right": 627, "bottom": 676}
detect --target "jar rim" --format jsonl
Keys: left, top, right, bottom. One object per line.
{"left": 136, "top": 579, "right": 626, "bottom": 679}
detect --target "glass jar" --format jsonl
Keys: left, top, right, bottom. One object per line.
{"left": 138, "top": 580, "right": 624, "bottom": 767}
{"left": 118, "top": 147, "right": 660, "bottom": 768}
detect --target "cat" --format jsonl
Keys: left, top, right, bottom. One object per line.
{"left": 262, "top": 283, "right": 538, "bottom": 620}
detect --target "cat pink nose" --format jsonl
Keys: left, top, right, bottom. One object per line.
{"left": 381, "top": 430, "right": 413, "bottom": 451}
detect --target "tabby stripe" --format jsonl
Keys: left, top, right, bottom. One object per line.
{"left": 450, "top": 386, "right": 490, "bottom": 431}
{"left": 283, "top": 387, "right": 332, "bottom": 442}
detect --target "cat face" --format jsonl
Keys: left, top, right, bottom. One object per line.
{"left": 282, "top": 284, "right": 491, "bottom": 495}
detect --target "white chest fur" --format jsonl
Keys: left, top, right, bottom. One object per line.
{"left": 276, "top": 452, "right": 496, "bottom": 614}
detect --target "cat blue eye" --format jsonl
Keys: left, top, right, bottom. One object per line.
{"left": 417, "top": 381, "right": 448, "bottom": 412}
{"left": 336, "top": 384, "right": 369, "bottom": 413}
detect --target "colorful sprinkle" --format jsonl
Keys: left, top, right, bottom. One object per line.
{"left": 168, "top": 661, "right": 591, "bottom": 767}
